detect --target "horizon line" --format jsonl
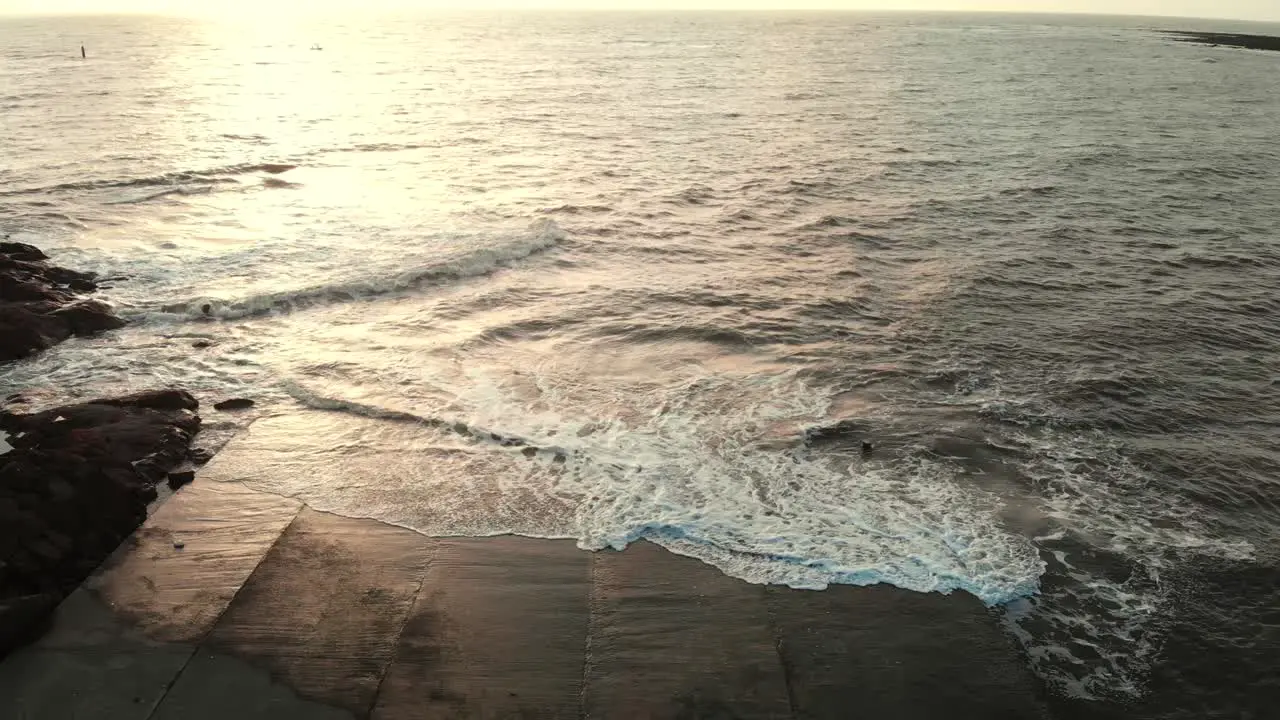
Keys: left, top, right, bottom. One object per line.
{"left": 3, "top": 8, "right": 1279, "bottom": 23}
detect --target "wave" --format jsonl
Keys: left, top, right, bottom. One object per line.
{"left": 796, "top": 215, "right": 859, "bottom": 231}
{"left": 911, "top": 363, "right": 1259, "bottom": 699}
{"left": 104, "top": 186, "right": 216, "bottom": 205}
{"left": 668, "top": 184, "right": 716, "bottom": 205}
{"left": 282, "top": 382, "right": 563, "bottom": 455}
{"left": 130, "top": 219, "right": 566, "bottom": 323}
{"left": 782, "top": 91, "right": 828, "bottom": 101}
{"left": 234, "top": 372, "right": 1045, "bottom": 608}
{"left": 538, "top": 203, "right": 613, "bottom": 215}
{"left": 0, "top": 162, "right": 299, "bottom": 197}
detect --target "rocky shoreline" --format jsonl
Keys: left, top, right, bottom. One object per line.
{"left": 1163, "top": 31, "right": 1280, "bottom": 52}
{"left": 0, "top": 242, "right": 212, "bottom": 658}
{"left": 0, "top": 240, "right": 126, "bottom": 363}
{"left": 0, "top": 390, "right": 207, "bottom": 658}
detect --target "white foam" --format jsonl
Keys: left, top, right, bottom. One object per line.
{"left": 863, "top": 367, "right": 1259, "bottom": 700}
{"left": 1023, "top": 436, "right": 1255, "bottom": 565}
{"left": 233, "top": 367, "right": 1044, "bottom": 606}
{"left": 996, "top": 430, "right": 1254, "bottom": 700}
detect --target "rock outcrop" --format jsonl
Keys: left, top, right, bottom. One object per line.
{"left": 213, "top": 398, "right": 256, "bottom": 411}
{"left": 1164, "top": 31, "right": 1280, "bottom": 52}
{"left": 0, "top": 389, "right": 200, "bottom": 658}
{"left": 0, "top": 242, "right": 125, "bottom": 363}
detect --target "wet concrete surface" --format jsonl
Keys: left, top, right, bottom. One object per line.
{"left": 0, "top": 474, "right": 1050, "bottom": 720}
{"left": 373, "top": 537, "right": 589, "bottom": 720}
{"left": 90, "top": 479, "right": 302, "bottom": 644}
{"left": 203, "top": 508, "right": 433, "bottom": 715}
{"left": 586, "top": 541, "right": 792, "bottom": 720}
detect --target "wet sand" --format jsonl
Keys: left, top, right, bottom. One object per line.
{"left": 0, "top": 451, "right": 1050, "bottom": 720}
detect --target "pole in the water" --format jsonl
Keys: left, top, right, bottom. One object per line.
{"left": 81, "top": 45, "right": 86, "bottom": 59}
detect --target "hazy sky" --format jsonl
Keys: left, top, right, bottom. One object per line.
{"left": 2, "top": 0, "right": 1278, "bottom": 22}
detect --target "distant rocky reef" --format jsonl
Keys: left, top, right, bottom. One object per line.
{"left": 1163, "top": 31, "right": 1280, "bottom": 52}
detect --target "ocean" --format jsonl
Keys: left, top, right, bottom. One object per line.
{"left": 2, "top": 10, "right": 1278, "bottom": 717}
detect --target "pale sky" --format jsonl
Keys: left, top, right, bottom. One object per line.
{"left": 2, "top": 0, "right": 1278, "bottom": 22}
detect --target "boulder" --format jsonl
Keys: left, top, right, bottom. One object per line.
{"left": 0, "top": 242, "right": 49, "bottom": 262}
{"left": 213, "top": 398, "right": 256, "bottom": 411}
{"left": 167, "top": 470, "right": 196, "bottom": 489}
{"left": 0, "top": 275, "right": 68, "bottom": 303}
{"left": 0, "top": 305, "right": 73, "bottom": 362}
{"left": 90, "top": 389, "right": 199, "bottom": 412}
{"left": 50, "top": 300, "right": 127, "bottom": 336}
{"left": 0, "top": 243, "right": 125, "bottom": 364}
{"left": 0, "top": 390, "right": 202, "bottom": 658}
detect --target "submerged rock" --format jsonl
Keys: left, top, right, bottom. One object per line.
{"left": 91, "top": 389, "right": 199, "bottom": 412}
{"left": 213, "top": 398, "right": 255, "bottom": 411}
{"left": 803, "top": 418, "right": 873, "bottom": 445}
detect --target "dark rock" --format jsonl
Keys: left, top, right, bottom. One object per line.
{"left": 0, "top": 305, "right": 72, "bottom": 362}
{"left": 0, "top": 243, "right": 124, "bottom": 363}
{"left": 38, "top": 265, "right": 97, "bottom": 289}
{"left": 0, "top": 593, "right": 58, "bottom": 658}
{"left": 804, "top": 419, "right": 872, "bottom": 445}
{"left": 1163, "top": 30, "right": 1280, "bottom": 52}
{"left": 1, "top": 390, "right": 202, "bottom": 656}
{"left": 0, "top": 243, "right": 126, "bottom": 363}
{"left": 166, "top": 470, "right": 195, "bottom": 490}
{"left": 188, "top": 447, "right": 214, "bottom": 465}
{"left": 51, "top": 300, "right": 127, "bottom": 336}
{"left": 132, "top": 458, "right": 168, "bottom": 484}
{"left": 0, "top": 275, "right": 67, "bottom": 303}
{"left": 90, "top": 389, "right": 199, "bottom": 412}
{"left": 191, "top": 339, "right": 214, "bottom": 349}
{"left": 213, "top": 398, "right": 255, "bottom": 411}
{"left": 0, "top": 242, "right": 49, "bottom": 262}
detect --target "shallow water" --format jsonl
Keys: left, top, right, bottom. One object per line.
{"left": 3, "top": 11, "right": 1279, "bottom": 716}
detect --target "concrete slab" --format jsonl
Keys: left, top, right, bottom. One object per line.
{"left": 151, "top": 650, "right": 354, "bottom": 720}
{"left": 2, "top": 472, "right": 1052, "bottom": 720}
{"left": 0, "top": 645, "right": 191, "bottom": 720}
{"left": 372, "top": 536, "right": 591, "bottom": 720}
{"left": 765, "top": 584, "right": 1049, "bottom": 720}
{"left": 203, "top": 508, "right": 435, "bottom": 716}
{"left": 88, "top": 480, "right": 302, "bottom": 644}
{"left": 584, "top": 541, "right": 793, "bottom": 720}
{"left": 30, "top": 588, "right": 173, "bottom": 652}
